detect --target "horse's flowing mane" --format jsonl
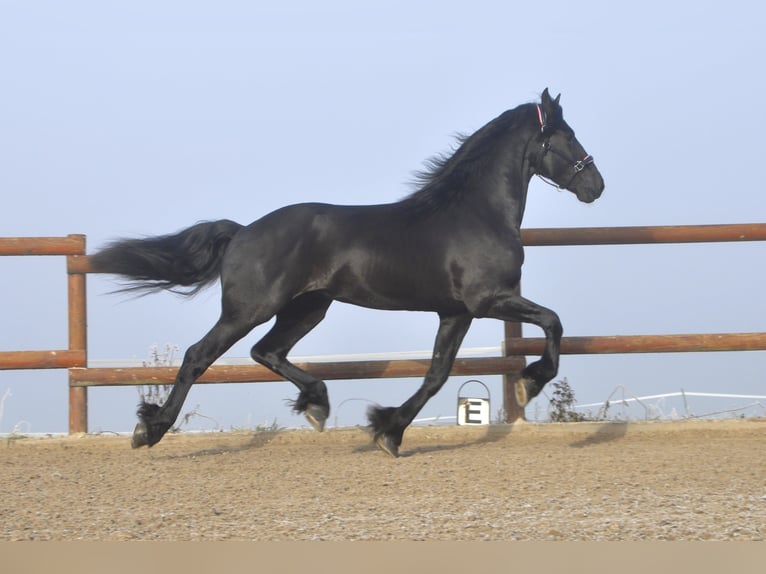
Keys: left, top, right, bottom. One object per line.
{"left": 401, "top": 103, "right": 534, "bottom": 214}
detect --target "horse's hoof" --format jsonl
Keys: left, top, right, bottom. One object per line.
{"left": 375, "top": 434, "right": 400, "bottom": 458}
{"left": 305, "top": 403, "right": 328, "bottom": 432}
{"left": 131, "top": 421, "right": 149, "bottom": 449}
{"left": 514, "top": 377, "right": 530, "bottom": 407}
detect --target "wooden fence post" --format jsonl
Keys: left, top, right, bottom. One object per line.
{"left": 66, "top": 235, "right": 88, "bottom": 434}
{"left": 502, "top": 284, "right": 528, "bottom": 423}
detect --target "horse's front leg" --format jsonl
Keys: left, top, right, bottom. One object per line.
{"left": 368, "top": 313, "right": 473, "bottom": 457}
{"left": 482, "top": 293, "right": 563, "bottom": 407}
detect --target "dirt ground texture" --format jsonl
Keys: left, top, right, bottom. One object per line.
{"left": 1, "top": 419, "right": 764, "bottom": 541}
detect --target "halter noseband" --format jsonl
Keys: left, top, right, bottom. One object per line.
{"left": 535, "top": 105, "right": 594, "bottom": 190}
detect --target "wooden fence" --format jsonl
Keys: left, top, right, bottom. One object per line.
{"left": 0, "top": 235, "right": 88, "bottom": 432}
{"left": 2, "top": 224, "right": 766, "bottom": 433}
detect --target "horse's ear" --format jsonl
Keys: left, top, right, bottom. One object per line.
{"left": 541, "top": 88, "right": 560, "bottom": 111}
{"left": 540, "top": 89, "right": 562, "bottom": 132}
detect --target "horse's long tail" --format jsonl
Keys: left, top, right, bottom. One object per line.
{"left": 90, "top": 219, "right": 244, "bottom": 296}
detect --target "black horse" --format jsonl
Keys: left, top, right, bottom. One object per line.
{"left": 91, "top": 89, "right": 604, "bottom": 456}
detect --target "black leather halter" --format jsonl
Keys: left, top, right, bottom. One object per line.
{"left": 535, "top": 105, "right": 594, "bottom": 190}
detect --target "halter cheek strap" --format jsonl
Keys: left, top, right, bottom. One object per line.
{"left": 536, "top": 105, "right": 547, "bottom": 133}
{"left": 535, "top": 105, "right": 595, "bottom": 190}
{"left": 537, "top": 143, "right": 595, "bottom": 190}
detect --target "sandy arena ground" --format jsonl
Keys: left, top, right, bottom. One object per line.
{"left": 1, "top": 419, "right": 764, "bottom": 541}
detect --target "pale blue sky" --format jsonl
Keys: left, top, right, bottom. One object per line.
{"left": 1, "top": 1, "right": 764, "bottom": 433}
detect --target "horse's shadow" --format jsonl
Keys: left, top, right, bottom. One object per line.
{"left": 153, "top": 430, "right": 284, "bottom": 459}
{"left": 153, "top": 421, "right": 628, "bottom": 460}
{"left": 391, "top": 422, "right": 630, "bottom": 456}
{"left": 354, "top": 424, "right": 516, "bottom": 457}
{"left": 160, "top": 425, "right": 516, "bottom": 459}
{"left": 367, "top": 421, "right": 630, "bottom": 456}
{"left": 569, "top": 422, "right": 629, "bottom": 448}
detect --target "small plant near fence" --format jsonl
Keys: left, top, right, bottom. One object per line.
{"left": 139, "top": 344, "right": 218, "bottom": 432}
{"left": 548, "top": 378, "right": 589, "bottom": 422}
{"left": 139, "top": 344, "right": 178, "bottom": 406}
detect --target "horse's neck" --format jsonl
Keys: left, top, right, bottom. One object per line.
{"left": 474, "top": 143, "right": 535, "bottom": 231}
{"left": 492, "top": 175, "right": 531, "bottom": 231}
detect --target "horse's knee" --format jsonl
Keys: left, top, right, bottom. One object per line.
{"left": 544, "top": 310, "right": 563, "bottom": 340}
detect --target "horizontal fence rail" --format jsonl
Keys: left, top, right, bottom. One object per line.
{"left": 519, "top": 223, "right": 766, "bottom": 246}
{"left": 508, "top": 332, "right": 766, "bottom": 354}
{"left": 0, "top": 236, "right": 87, "bottom": 256}
{"left": 2, "top": 350, "right": 87, "bottom": 370}
{"left": 2, "top": 224, "right": 765, "bottom": 433}
{"left": 69, "top": 332, "right": 766, "bottom": 387}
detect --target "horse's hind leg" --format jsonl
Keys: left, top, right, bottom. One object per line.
{"left": 132, "top": 314, "right": 256, "bottom": 448}
{"left": 250, "top": 291, "right": 333, "bottom": 431}
{"left": 368, "top": 313, "right": 473, "bottom": 457}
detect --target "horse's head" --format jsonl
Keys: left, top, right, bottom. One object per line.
{"left": 533, "top": 88, "right": 604, "bottom": 203}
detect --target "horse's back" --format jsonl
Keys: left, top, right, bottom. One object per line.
{"left": 221, "top": 200, "right": 522, "bottom": 314}
{"left": 219, "top": 202, "right": 459, "bottom": 310}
